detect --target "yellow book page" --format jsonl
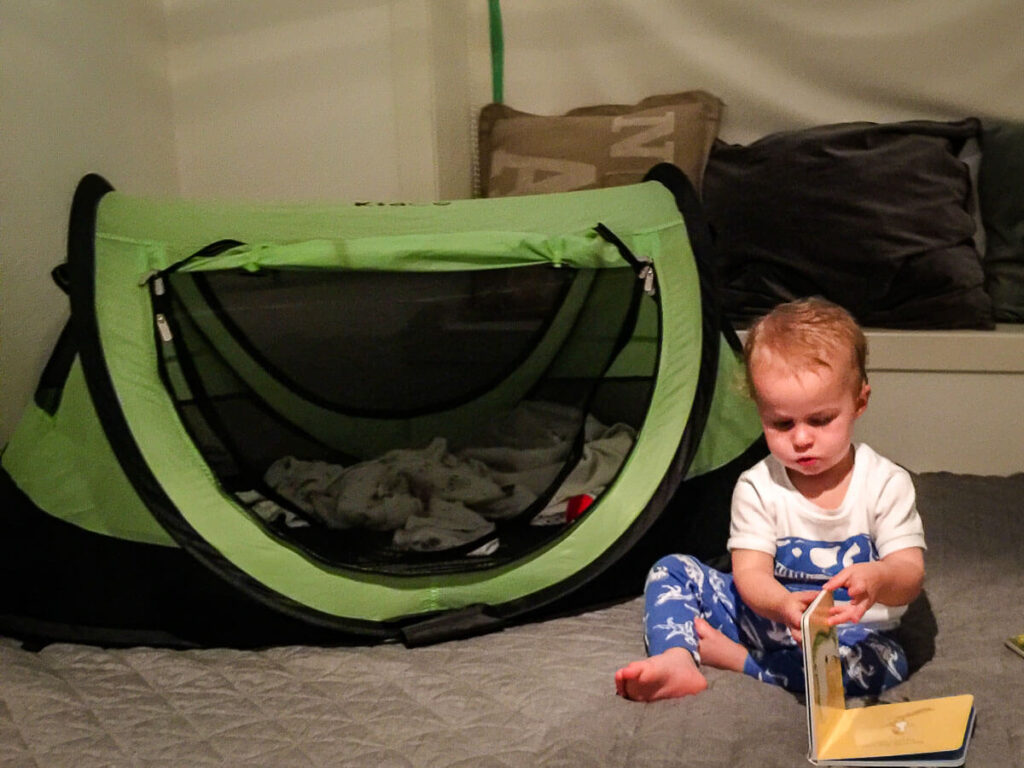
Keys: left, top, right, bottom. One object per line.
{"left": 805, "top": 592, "right": 846, "bottom": 747}
{"left": 819, "top": 695, "right": 975, "bottom": 760}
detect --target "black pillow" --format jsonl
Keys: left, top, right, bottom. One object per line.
{"left": 979, "top": 120, "right": 1024, "bottom": 322}
{"left": 703, "top": 119, "right": 994, "bottom": 329}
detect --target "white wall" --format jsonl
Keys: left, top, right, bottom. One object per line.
{"left": 854, "top": 325, "right": 1024, "bottom": 476}
{"left": 163, "top": 0, "right": 455, "bottom": 203}
{"left": 468, "top": 0, "right": 1024, "bottom": 143}
{"left": 1, "top": 0, "right": 178, "bottom": 442}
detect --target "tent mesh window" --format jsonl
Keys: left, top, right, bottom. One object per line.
{"left": 155, "top": 260, "right": 653, "bottom": 575}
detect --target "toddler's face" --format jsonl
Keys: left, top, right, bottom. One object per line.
{"left": 750, "top": 354, "right": 869, "bottom": 483}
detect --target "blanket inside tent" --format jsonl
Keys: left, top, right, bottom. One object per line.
{"left": 251, "top": 400, "right": 634, "bottom": 551}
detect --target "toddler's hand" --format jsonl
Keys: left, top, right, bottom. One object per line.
{"left": 823, "top": 562, "right": 885, "bottom": 625}
{"left": 782, "top": 590, "right": 819, "bottom": 644}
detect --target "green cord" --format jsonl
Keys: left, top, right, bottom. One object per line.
{"left": 488, "top": 0, "right": 504, "bottom": 103}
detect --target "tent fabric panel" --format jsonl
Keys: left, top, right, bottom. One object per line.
{"left": 95, "top": 182, "right": 687, "bottom": 266}
{"left": 1, "top": 361, "right": 175, "bottom": 547}
{"left": 685, "top": 338, "right": 763, "bottom": 479}
{"left": 0, "top": 466, "right": 394, "bottom": 646}
{"left": 173, "top": 230, "right": 630, "bottom": 273}
{"left": 642, "top": 162, "right": 764, "bottom": 481}
{"left": 551, "top": 292, "right": 659, "bottom": 380}
{"left": 607, "top": 297, "right": 658, "bottom": 378}
{"left": 544, "top": 265, "right": 652, "bottom": 379}
{"left": 90, "top": 183, "right": 700, "bottom": 623}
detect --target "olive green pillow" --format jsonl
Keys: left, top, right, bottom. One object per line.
{"left": 478, "top": 91, "right": 722, "bottom": 197}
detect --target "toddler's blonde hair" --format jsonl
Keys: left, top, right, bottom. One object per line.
{"left": 742, "top": 297, "right": 868, "bottom": 397}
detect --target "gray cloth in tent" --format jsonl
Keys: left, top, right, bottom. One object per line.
{"left": 258, "top": 401, "right": 636, "bottom": 551}
{"left": 1, "top": 471, "right": 1021, "bottom": 767}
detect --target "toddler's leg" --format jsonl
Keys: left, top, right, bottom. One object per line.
{"left": 741, "top": 647, "right": 805, "bottom": 691}
{"left": 836, "top": 625, "right": 908, "bottom": 696}
{"left": 615, "top": 554, "right": 743, "bottom": 701}
{"left": 644, "top": 554, "right": 743, "bottom": 658}
{"left": 732, "top": 602, "right": 805, "bottom": 692}
{"left": 739, "top": 619, "right": 910, "bottom": 695}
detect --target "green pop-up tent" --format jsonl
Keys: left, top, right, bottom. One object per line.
{"left": 0, "top": 164, "right": 763, "bottom": 648}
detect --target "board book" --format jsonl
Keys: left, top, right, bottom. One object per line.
{"left": 1005, "top": 632, "right": 1024, "bottom": 659}
{"left": 801, "top": 591, "right": 975, "bottom": 766}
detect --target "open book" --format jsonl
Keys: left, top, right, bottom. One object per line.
{"left": 801, "top": 591, "right": 975, "bottom": 766}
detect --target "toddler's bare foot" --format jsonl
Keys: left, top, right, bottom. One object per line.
{"left": 614, "top": 647, "right": 708, "bottom": 701}
{"left": 694, "top": 616, "right": 748, "bottom": 673}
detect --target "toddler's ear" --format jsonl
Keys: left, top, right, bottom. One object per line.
{"left": 855, "top": 383, "right": 871, "bottom": 416}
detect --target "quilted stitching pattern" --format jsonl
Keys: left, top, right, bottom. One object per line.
{"left": 2, "top": 472, "right": 1022, "bottom": 767}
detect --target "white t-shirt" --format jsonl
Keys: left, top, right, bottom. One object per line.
{"left": 727, "top": 443, "right": 926, "bottom": 628}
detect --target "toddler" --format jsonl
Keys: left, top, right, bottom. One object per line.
{"left": 615, "top": 297, "right": 925, "bottom": 701}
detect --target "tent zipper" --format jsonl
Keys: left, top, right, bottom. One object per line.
{"left": 146, "top": 275, "right": 172, "bottom": 341}
{"left": 155, "top": 312, "right": 173, "bottom": 343}
{"left": 141, "top": 240, "right": 246, "bottom": 343}
{"left": 594, "top": 223, "right": 656, "bottom": 298}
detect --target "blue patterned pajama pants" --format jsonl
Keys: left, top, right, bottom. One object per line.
{"left": 644, "top": 554, "right": 908, "bottom": 695}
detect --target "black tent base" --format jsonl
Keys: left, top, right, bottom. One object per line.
{"left": 0, "top": 466, "right": 359, "bottom": 650}
{"left": 0, "top": 437, "right": 766, "bottom": 650}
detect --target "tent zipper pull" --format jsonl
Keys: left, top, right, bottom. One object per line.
{"left": 142, "top": 270, "right": 172, "bottom": 340}
{"left": 155, "top": 313, "right": 173, "bottom": 342}
{"left": 594, "top": 222, "right": 657, "bottom": 297}
{"left": 139, "top": 272, "right": 167, "bottom": 297}
{"left": 639, "top": 263, "right": 655, "bottom": 296}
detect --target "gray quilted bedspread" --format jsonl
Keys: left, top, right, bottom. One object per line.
{"left": 2, "top": 472, "right": 1022, "bottom": 768}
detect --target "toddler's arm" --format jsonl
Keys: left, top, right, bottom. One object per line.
{"left": 823, "top": 546, "right": 925, "bottom": 626}
{"left": 731, "top": 549, "right": 818, "bottom": 639}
